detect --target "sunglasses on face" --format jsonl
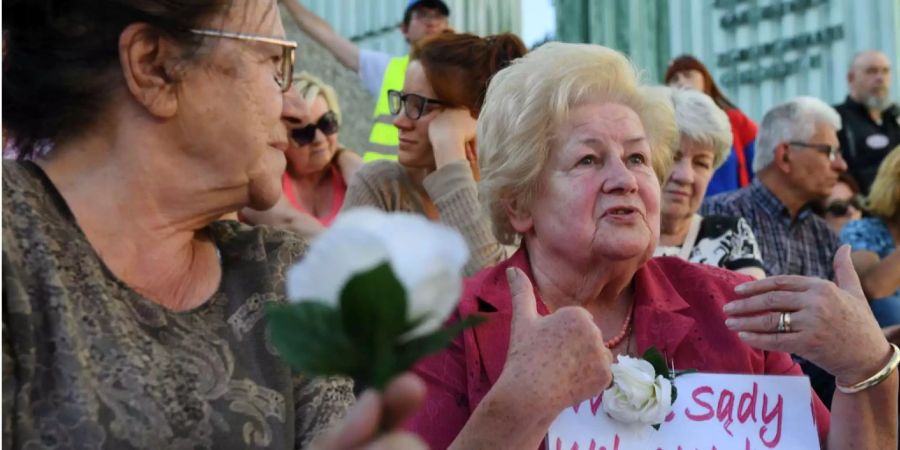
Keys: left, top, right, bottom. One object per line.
{"left": 825, "top": 197, "right": 862, "bottom": 217}
{"left": 290, "top": 111, "right": 339, "bottom": 145}
{"left": 387, "top": 89, "right": 448, "bottom": 120}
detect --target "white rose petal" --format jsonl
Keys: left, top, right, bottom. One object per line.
{"left": 284, "top": 207, "right": 470, "bottom": 337}
{"left": 602, "top": 355, "right": 674, "bottom": 427}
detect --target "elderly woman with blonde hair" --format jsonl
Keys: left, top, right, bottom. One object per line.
{"left": 841, "top": 145, "right": 900, "bottom": 327}
{"left": 242, "top": 71, "right": 363, "bottom": 237}
{"left": 654, "top": 87, "right": 765, "bottom": 279}
{"left": 406, "top": 42, "right": 897, "bottom": 449}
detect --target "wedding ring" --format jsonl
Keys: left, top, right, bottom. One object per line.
{"left": 777, "top": 311, "right": 792, "bottom": 333}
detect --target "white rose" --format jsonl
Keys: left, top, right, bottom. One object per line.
{"left": 602, "top": 355, "right": 673, "bottom": 427}
{"left": 285, "top": 207, "right": 470, "bottom": 338}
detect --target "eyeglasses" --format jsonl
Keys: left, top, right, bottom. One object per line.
{"left": 291, "top": 111, "right": 339, "bottom": 145}
{"left": 189, "top": 29, "right": 298, "bottom": 92}
{"left": 825, "top": 196, "right": 863, "bottom": 217}
{"left": 787, "top": 141, "right": 842, "bottom": 162}
{"left": 388, "top": 89, "right": 448, "bottom": 120}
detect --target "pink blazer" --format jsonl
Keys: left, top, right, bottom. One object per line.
{"left": 407, "top": 247, "right": 830, "bottom": 449}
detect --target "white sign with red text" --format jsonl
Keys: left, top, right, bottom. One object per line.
{"left": 547, "top": 373, "right": 820, "bottom": 450}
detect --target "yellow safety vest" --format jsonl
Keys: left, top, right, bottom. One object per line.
{"left": 364, "top": 55, "right": 409, "bottom": 162}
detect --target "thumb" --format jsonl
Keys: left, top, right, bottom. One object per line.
{"left": 834, "top": 244, "right": 866, "bottom": 300}
{"left": 507, "top": 267, "right": 538, "bottom": 337}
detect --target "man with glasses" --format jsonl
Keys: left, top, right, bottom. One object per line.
{"left": 281, "top": 0, "right": 451, "bottom": 161}
{"left": 835, "top": 50, "right": 900, "bottom": 195}
{"left": 702, "top": 96, "right": 849, "bottom": 409}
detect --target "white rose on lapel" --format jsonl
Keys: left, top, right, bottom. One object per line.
{"left": 602, "top": 354, "right": 674, "bottom": 428}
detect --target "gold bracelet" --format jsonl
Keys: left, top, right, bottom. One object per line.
{"left": 836, "top": 343, "right": 900, "bottom": 394}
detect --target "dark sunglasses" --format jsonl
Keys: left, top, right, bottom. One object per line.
{"left": 825, "top": 197, "right": 862, "bottom": 217}
{"left": 291, "top": 111, "right": 339, "bottom": 145}
{"left": 387, "top": 89, "right": 448, "bottom": 120}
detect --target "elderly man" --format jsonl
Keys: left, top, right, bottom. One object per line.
{"left": 703, "top": 96, "right": 846, "bottom": 280}
{"left": 702, "top": 97, "right": 847, "bottom": 407}
{"left": 835, "top": 50, "right": 900, "bottom": 194}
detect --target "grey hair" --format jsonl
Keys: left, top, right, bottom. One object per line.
{"left": 660, "top": 87, "right": 734, "bottom": 169}
{"left": 753, "top": 96, "right": 842, "bottom": 173}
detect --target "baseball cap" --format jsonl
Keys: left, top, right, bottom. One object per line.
{"left": 405, "top": 0, "right": 450, "bottom": 17}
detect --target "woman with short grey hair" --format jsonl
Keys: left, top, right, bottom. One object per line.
{"left": 655, "top": 87, "right": 766, "bottom": 279}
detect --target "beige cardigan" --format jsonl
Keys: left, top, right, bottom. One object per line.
{"left": 342, "top": 160, "right": 506, "bottom": 276}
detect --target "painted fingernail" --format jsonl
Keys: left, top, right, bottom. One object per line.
{"left": 734, "top": 284, "right": 748, "bottom": 293}
{"left": 725, "top": 318, "right": 737, "bottom": 328}
{"left": 723, "top": 302, "right": 735, "bottom": 313}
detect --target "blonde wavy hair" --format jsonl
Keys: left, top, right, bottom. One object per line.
{"left": 477, "top": 42, "right": 677, "bottom": 245}
{"left": 867, "top": 145, "right": 900, "bottom": 220}
{"left": 293, "top": 71, "right": 342, "bottom": 125}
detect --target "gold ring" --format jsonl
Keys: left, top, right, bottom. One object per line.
{"left": 783, "top": 311, "right": 792, "bottom": 333}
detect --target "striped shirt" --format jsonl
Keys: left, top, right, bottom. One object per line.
{"left": 700, "top": 179, "right": 839, "bottom": 280}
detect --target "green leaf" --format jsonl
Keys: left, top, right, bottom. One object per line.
{"left": 652, "top": 424, "right": 660, "bottom": 431}
{"left": 394, "top": 315, "right": 487, "bottom": 374}
{"left": 266, "top": 302, "right": 361, "bottom": 377}
{"left": 642, "top": 346, "right": 670, "bottom": 379}
{"left": 671, "top": 385, "right": 678, "bottom": 405}
{"left": 339, "top": 262, "right": 408, "bottom": 347}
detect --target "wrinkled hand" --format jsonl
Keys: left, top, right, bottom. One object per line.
{"left": 308, "top": 374, "right": 427, "bottom": 450}
{"left": 724, "top": 245, "right": 892, "bottom": 385}
{"left": 427, "top": 108, "right": 476, "bottom": 169}
{"left": 495, "top": 268, "right": 614, "bottom": 418}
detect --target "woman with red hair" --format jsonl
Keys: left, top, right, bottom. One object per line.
{"left": 665, "top": 54, "right": 757, "bottom": 197}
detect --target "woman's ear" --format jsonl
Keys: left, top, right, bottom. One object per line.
{"left": 505, "top": 195, "right": 533, "bottom": 234}
{"left": 118, "top": 23, "right": 182, "bottom": 118}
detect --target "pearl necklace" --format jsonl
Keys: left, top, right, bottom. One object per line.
{"left": 604, "top": 302, "right": 634, "bottom": 349}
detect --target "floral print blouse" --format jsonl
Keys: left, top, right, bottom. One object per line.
{"left": 2, "top": 161, "right": 354, "bottom": 449}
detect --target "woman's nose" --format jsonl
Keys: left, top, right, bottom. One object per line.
{"left": 393, "top": 112, "right": 413, "bottom": 131}
{"left": 601, "top": 157, "right": 639, "bottom": 193}
{"left": 670, "top": 160, "right": 694, "bottom": 184}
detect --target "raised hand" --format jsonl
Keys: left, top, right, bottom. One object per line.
{"left": 427, "top": 108, "right": 477, "bottom": 170}
{"left": 724, "top": 245, "right": 892, "bottom": 385}
{"left": 496, "top": 267, "right": 614, "bottom": 416}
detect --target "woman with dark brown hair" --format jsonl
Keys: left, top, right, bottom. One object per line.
{"left": 342, "top": 32, "right": 527, "bottom": 275}
{"left": 665, "top": 54, "right": 757, "bottom": 197}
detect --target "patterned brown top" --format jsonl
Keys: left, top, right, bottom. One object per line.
{"left": 2, "top": 161, "right": 354, "bottom": 449}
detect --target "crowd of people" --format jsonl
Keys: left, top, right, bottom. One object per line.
{"left": 2, "top": 0, "right": 899, "bottom": 449}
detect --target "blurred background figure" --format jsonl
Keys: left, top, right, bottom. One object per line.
{"left": 835, "top": 50, "right": 900, "bottom": 195}
{"left": 665, "top": 55, "right": 757, "bottom": 198}
{"left": 842, "top": 145, "right": 900, "bottom": 328}
{"left": 655, "top": 87, "right": 766, "bottom": 279}
{"left": 341, "top": 32, "right": 527, "bottom": 275}
{"left": 243, "top": 72, "right": 362, "bottom": 238}
{"left": 281, "top": 0, "right": 451, "bottom": 160}
{"left": 812, "top": 172, "right": 864, "bottom": 235}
